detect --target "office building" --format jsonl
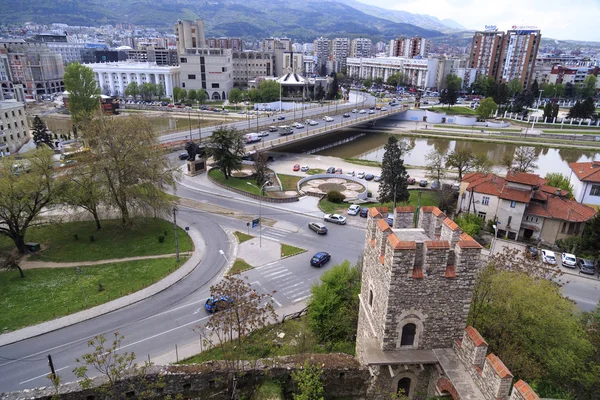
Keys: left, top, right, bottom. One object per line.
{"left": 175, "top": 19, "right": 206, "bottom": 55}
{"left": 206, "top": 37, "right": 243, "bottom": 51}
{"left": 262, "top": 38, "right": 291, "bottom": 52}
{"left": 391, "top": 36, "right": 429, "bottom": 58}
{"left": 0, "top": 100, "right": 30, "bottom": 155}
{"left": 350, "top": 38, "right": 372, "bottom": 59}
{"left": 232, "top": 51, "right": 273, "bottom": 87}
{"left": 346, "top": 56, "right": 439, "bottom": 89}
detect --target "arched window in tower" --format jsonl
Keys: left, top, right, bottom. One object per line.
{"left": 397, "top": 377, "right": 411, "bottom": 397}
{"left": 400, "top": 323, "right": 416, "bottom": 346}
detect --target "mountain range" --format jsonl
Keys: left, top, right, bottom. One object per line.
{"left": 0, "top": 0, "right": 450, "bottom": 42}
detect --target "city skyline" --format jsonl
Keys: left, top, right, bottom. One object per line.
{"left": 355, "top": 0, "right": 600, "bottom": 42}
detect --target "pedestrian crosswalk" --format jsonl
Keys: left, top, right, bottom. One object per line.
{"left": 258, "top": 226, "right": 289, "bottom": 242}
{"left": 255, "top": 262, "right": 311, "bottom": 304}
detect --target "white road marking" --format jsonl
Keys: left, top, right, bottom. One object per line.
{"left": 260, "top": 236, "right": 280, "bottom": 242}
{"left": 264, "top": 271, "right": 292, "bottom": 279}
{"left": 272, "top": 298, "right": 283, "bottom": 307}
{"left": 119, "top": 316, "right": 210, "bottom": 351}
{"left": 291, "top": 295, "right": 311, "bottom": 304}
{"left": 274, "top": 276, "right": 298, "bottom": 286}
{"left": 279, "top": 281, "right": 304, "bottom": 291}
{"left": 19, "top": 366, "right": 69, "bottom": 385}
{"left": 284, "top": 287, "right": 308, "bottom": 296}
{"left": 255, "top": 261, "right": 278, "bottom": 270}
{"left": 261, "top": 266, "right": 287, "bottom": 274}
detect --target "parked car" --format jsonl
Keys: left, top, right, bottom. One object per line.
{"left": 346, "top": 170, "right": 355, "bottom": 177}
{"left": 293, "top": 164, "right": 300, "bottom": 171}
{"left": 178, "top": 152, "right": 189, "bottom": 160}
{"left": 407, "top": 177, "right": 416, "bottom": 184}
{"left": 308, "top": 222, "right": 328, "bottom": 234}
{"left": 525, "top": 246, "right": 539, "bottom": 259}
{"left": 335, "top": 168, "right": 342, "bottom": 174}
{"left": 357, "top": 172, "right": 365, "bottom": 179}
{"left": 311, "top": 252, "right": 331, "bottom": 267}
{"left": 365, "top": 174, "right": 374, "bottom": 181}
{"left": 431, "top": 180, "right": 440, "bottom": 190}
{"left": 324, "top": 214, "right": 347, "bottom": 224}
{"left": 348, "top": 204, "right": 361, "bottom": 215}
{"left": 205, "top": 296, "right": 234, "bottom": 313}
{"left": 374, "top": 176, "right": 381, "bottom": 182}
{"left": 541, "top": 249, "right": 557, "bottom": 265}
{"left": 343, "top": 113, "right": 351, "bottom": 118}
{"left": 577, "top": 258, "right": 595, "bottom": 275}
{"left": 301, "top": 165, "right": 310, "bottom": 172}
{"left": 326, "top": 167, "right": 336, "bottom": 174}
{"left": 359, "top": 207, "right": 369, "bottom": 218}
{"left": 386, "top": 215, "right": 394, "bottom": 226}
{"left": 419, "top": 179, "right": 428, "bottom": 187}
{"left": 561, "top": 252, "right": 577, "bottom": 268}
{"left": 323, "top": 116, "right": 334, "bottom": 122}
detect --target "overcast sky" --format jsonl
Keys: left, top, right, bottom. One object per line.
{"left": 353, "top": 0, "right": 600, "bottom": 42}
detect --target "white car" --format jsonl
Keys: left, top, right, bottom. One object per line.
{"left": 561, "top": 252, "right": 577, "bottom": 268}
{"left": 381, "top": 106, "right": 388, "bottom": 111}
{"left": 352, "top": 109, "right": 358, "bottom": 113}
{"left": 323, "top": 214, "right": 347, "bottom": 225}
{"left": 323, "top": 116, "right": 334, "bottom": 122}
{"left": 346, "top": 170, "right": 355, "bottom": 177}
{"left": 306, "top": 119, "right": 319, "bottom": 126}
{"left": 359, "top": 109, "right": 367, "bottom": 114}
{"left": 347, "top": 205, "right": 361, "bottom": 216}
{"left": 357, "top": 172, "right": 365, "bottom": 179}
{"left": 294, "top": 122, "right": 305, "bottom": 129}
{"left": 300, "top": 165, "right": 310, "bottom": 172}
{"left": 368, "top": 109, "right": 375, "bottom": 114}
{"left": 541, "top": 249, "right": 557, "bottom": 265}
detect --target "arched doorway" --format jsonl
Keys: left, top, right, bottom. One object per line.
{"left": 212, "top": 92, "right": 221, "bottom": 100}
{"left": 397, "top": 377, "right": 411, "bottom": 398}
{"left": 401, "top": 323, "right": 416, "bottom": 346}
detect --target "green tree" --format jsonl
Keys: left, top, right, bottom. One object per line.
{"left": 544, "top": 172, "right": 574, "bottom": 198}
{"left": 155, "top": 83, "right": 165, "bottom": 99}
{"left": 386, "top": 73, "right": 404, "bottom": 88}
{"left": 291, "top": 361, "right": 325, "bottom": 400}
{"left": 314, "top": 85, "right": 325, "bottom": 101}
{"left": 555, "top": 83, "right": 565, "bottom": 99}
{"left": 258, "top": 80, "right": 281, "bottom": 102}
{"left": 172, "top": 87, "right": 186, "bottom": 103}
{"left": 84, "top": 115, "right": 177, "bottom": 226}
{"left": 60, "top": 163, "right": 106, "bottom": 230}
{"left": 508, "top": 78, "right": 523, "bottom": 96}
{"left": 454, "top": 214, "right": 485, "bottom": 237}
{"left": 206, "top": 126, "right": 245, "bottom": 180}
{"left": 491, "top": 83, "right": 510, "bottom": 106}
{"left": 441, "top": 73, "right": 461, "bottom": 108}
{"left": 378, "top": 136, "right": 410, "bottom": 208}
{"left": 543, "top": 102, "right": 554, "bottom": 121}
{"left": 472, "top": 153, "right": 493, "bottom": 174}
{"left": 530, "top": 79, "right": 540, "bottom": 98}
{"left": 476, "top": 97, "right": 498, "bottom": 120}
{"left": 308, "top": 260, "right": 361, "bottom": 344}
{"left": 579, "top": 75, "right": 598, "bottom": 99}
{"left": 124, "top": 81, "right": 139, "bottom": 100}
{"left": 327, "top": 73, "right": 339, "bottom": 100}
{"left": 568, "top": 100, "right": 583, "bottom": 119}
{"left": 253, "top": 152, "right": 269, "bottom": 187}
{"left": 139, "top": 83, "right": 156, "bottom": 100}
{"left": 362, "top": 78, "right": 372, "bottom": 89}
{"left": 31, "top": 116, "right": 54, "bottom": 149}
{"left": 472, "top": 75, "right": 495, "bottom": 96}
{"left": 186, "top": 89, "right": 197, "bottom": 104}
{"left": 581, "top": 97, "right": 596, "bottom": 119}
{"left": 197, "top": 88, "right": 207, "bottom": 105}
{"left": 552, "top": 103, "right": 560, "bottom": 119}
{"left": 445, "top": 148, "right": 474, "bottom": 182}
{"left": 228, "top": 88, "right": 243, "bottom": 107}
{"left": 0, "top": 149, "right": 58, "bottom": 253}
{"left": 64, "top": 62, "right": 101, "bottom": 125}
{"left": 579, "top": 213, "right": 600, "bottom": 260}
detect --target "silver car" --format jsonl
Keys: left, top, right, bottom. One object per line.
{"left": 323, "top": 214, "right": 347, "bottom": 225}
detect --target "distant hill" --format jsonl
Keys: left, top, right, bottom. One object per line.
{"left": 0, "top": 0, "right": 444, "bottom": 42}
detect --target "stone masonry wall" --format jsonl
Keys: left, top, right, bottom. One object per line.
{"left": 393, "top": 206, "right": 415, "bottom": 229}
{"left": 365, "top": 364, "right": 437, "bottom": 400}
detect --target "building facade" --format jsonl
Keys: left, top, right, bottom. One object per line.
{"left": 314, "top": 37, "right": 331, "bottom": 75}
{"left": 205, "top": 37, "right": 243, "bottom": 51}
{"left": 331, "top": 38, "right": 350, "bottom": 73}
{"left": 175, "top": 19, "right": 206, "bottom": 55}
{"left": 232, "top": 51, "right": 273, "bottom": 87}
{"left": 346, "top": 56, "right": 439, "bottom": 89}
{"left": 468, "top": 31, "right": 505, "bottom": 81}
{"left": 0, "top": 100, "right": 30, "bottom": 155}
{"left": 390, "top": 36, "right": 429, "bottom": 58}
{"left": 569, "top": 161, "right": 600, "bottom": 208}
{"left": 350, "top": 38, "right": 372, "bottom": 59}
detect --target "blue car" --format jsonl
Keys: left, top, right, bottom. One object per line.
{"left": 205, "top": 296, "right": 234, "bottom": 313}
{"left": 277, "top": 115, "right": 286, "bottom": 120}
{"left": 311, "top": 252, "right": 331, "bottom": 267}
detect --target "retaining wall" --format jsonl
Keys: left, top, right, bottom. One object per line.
{"left": 297, "top": 173, "right": 369, "bottom": 200}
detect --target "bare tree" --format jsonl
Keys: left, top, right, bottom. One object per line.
{"left": 253, "top": 152, "right": 269, "bottom": 187}
{"left": 0, "top": 252, "right": 25, "bottom": 278}
{"left": 509, "top": 147, "right": 539, "bottom": 173}
{"left": 445, "top": 148, "right": 474, "bottom": 182}
{"left": 425, "top": 149, "right": 445, "bottom": 185}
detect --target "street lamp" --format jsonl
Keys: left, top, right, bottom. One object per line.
{"left": 173, "top": 207, "right": 180, "bottom": 262}
{"left": 491, "top": 224, "right": 498, "bottom": 256}
{"left": 247, "top": 180, "right": 271, "bottom": 247}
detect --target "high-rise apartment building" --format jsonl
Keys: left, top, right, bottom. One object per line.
{"left": 391, "top": 36, "right": 429, "bottom": 58}
{"left": 468, "top": 30, "right": 505, "bottom": 80}
{"left": 313, "top": 37, "right": 331, "bottom": 75}
{"left": 262, "top": 38, "right": 291, "bottom": 52}
{"left": 350, "top": 38, "right": 372, "bottom": 58}
{"left": 175, "top": 19, "right": 206, "bottom": 55}
{"left": 206, "top": 37, "right": 243, "bottom": 51}
{"left": 331, "top": 38, "right": 350, "bottom": 73}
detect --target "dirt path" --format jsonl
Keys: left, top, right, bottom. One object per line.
{"left": 20, "top": 253, "right": 179, "bottom": 270}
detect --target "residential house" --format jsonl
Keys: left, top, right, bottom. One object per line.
{"left": 459, "top": 171, "right": 596, "bottom": 245}
{"left": 568, "top": 161, "right": 600, "bottom": 209}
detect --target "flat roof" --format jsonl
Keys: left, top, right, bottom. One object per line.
{"left": 393, "top": 228, "right": 432, "bottom": 243}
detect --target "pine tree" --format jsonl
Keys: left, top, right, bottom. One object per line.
{"left": 31, "top": 116, "right": 54, "bottom": 149}
{"left": 378, "top": 136, "right": 410, "bottom": 208}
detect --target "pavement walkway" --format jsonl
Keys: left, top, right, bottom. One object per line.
{"left": 20, "top": 253, "right": 179, "bottom": 270}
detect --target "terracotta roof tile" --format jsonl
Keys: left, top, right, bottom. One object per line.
{"left": 377, "top": 218, "right": 392, "bottom": 232}
{"left": 464, "top": 326, "right": 487, "bottom": 347}
{"left": 540, "top": 185, "right": 568, "bottom": 198}
{"left": 412, "top": 265, "right": 424, "bottom": 279}
{"left": 457, "top": 240, "right": 483, "bottom": 249}
{"left": 499, "top": 186, "right": 531, "bottom": 203}
{"left": 387, "top": 234, "right": 417, "bottom": 250}
{"left": 443, "top": 218, "right": 461, "bottom": 232}
{"left": 445, "top": 265, "right": 456, "bottom": 278}
{"left": 420, "top": 206, "right": 436, "bottom": 212}
{"left": 486, "top": 354, "right": 513, "bottom": 379}
{"left": 505, "top": 171, "right": 542, "bottom": 186}
{"left": 513, "top": 380, "right": 540, "bottom": 400}
{"left": 459, "top": 232, "right": 474, "bottom": 242}
{"left": 395, "top": 206, "right": 415, "bottom": 213}
{"left": 569, "top": 161, "right": 600, "bottom": 183}
{"left": 432, "top": 207, "right": 445, "bottom": 217}
{"left": 425, "top": 240, "right": 450, "bottom": 249}
{"left": 526, "top": 196, "right": 596, "bottom": 222}
{"left": 369, "top": 207, "right": 383, "bottom": 218}
{"left": 464, "top": 174, "right": 505, "bottom": 196}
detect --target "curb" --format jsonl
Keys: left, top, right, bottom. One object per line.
{"left": 0, "top": 219, "right": 206, "bottom": 348}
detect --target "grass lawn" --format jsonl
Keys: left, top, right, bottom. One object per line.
{"left": 321, "top": 190, "right": 439, "bottom": 213}
{"left": 281, "top": 243, "right": 307, "bottom": 258}
{"left": 432, "top": 124, "right": 521, "bottom": 133}
{"left": 0, "top": 258, "right": 183, "bottom": 332}
{"left": 209, "top": 169, "right": 262, "bottom": 195}
{"left": 234, "top": 231, "right": 254, "bottom": 244}
{"left": 306, "top": 168, "right": 326, "bottom": 175}
{"left": 276, "top": 174, "right": 302, "bottom": 191}
{"left": 229, "top": 258, "right": 253, "bottom": 275}
{"left": 319, "top": 199, "right": 346, "bottom": 214}
{"left": 343, "top": 158, "right": 382, "bottom": 167}
{"left": 430, "top": 106, "right": 477, "bottom": 115}
{"left": 0, "top": 218, "right": 192, "bottom": 263}
{"left": 179, "top": 316, "right": 354, "bottom": 365}
{"left": 542, "top": 129, "right": 600, "bottom": 135}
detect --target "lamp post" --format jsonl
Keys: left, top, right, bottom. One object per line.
{"left": 247, "top": 181, "right": 270, "bottom": 247}
{"left": 173, "top": 207, "right": 180, "bottom": 262}
{"left": 491, "top": 224, "right": 498, "bottom": 256}
{"left": 197, "top": 110, "right": 202, "bottom": 142}
{"left": 187, "top": 111, "right": 192, "bottom": 140}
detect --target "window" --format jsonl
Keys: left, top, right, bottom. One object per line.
{"left": 368, "top": 290, "right": 373, "bottom": 307}
{"left": 187, "top": 74, "right": 196, "bottom": 80}
{"left": 212, "top": 83, "right": 220, "bottom": 88}
{"left": 180, "top": 57, "right": 187, "bottom": 63}
{"left": 400, "top": 324, "right": 416, "bottom": 346}
{"left": 397, "top": 378, "right": 411, "bottom": 397}
{"left": 590, "top": 185, "right": 600, "bottom": 196}
{"left": 477, "top": 212, "right": 486, "bottom": 220}
{"left": 482, "top": 196, "right": 490, "bottom": 206}
{"left": 182, "top": 83, "right": 185, "bottom": 88}
{"left": 222, "top": 67, "right": 227, "bottom": 72}
{"left": 507, "top": 216, "right": 512, "bottom": 227}
{"left": 510, "top": 201, "right": 516, "bottom": 208}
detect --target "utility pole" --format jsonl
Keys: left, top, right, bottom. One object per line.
{"left": 47, "top": 355, "right": 56, "bottom": 381}
{"left": 173, "top": 207, "right": 180, "bottom": 262}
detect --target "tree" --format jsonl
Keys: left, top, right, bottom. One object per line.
{"left": 476, "top": 97, "right": 498, "bottom": 120}
{"left": 64, "top": 62, "right": 101, "bottom": 125}
{"left": 292, "top": 361, "right": 325, "bottom": 400}
{"left": 138, "top": 83, "right": 156, "bottom": 101}
{"left": 426, "top": 149, "right": 445, "bottom": 185}
{"left": 472, "top": 76, "right": 495, "bottom": 97}
{"left": 186, "top": 89, "right": 197, "bottom": 104}
{"left": 445, "top": 148, "right": 475, "bottom": 182}
{"left": 510, "top": 146, "right": 538, "bottom": 173}
{"left": 581, "top": 97, "right": 596, "bottom": 119}
{"left": 327, "top": 73, "right": 339, "bottom": 100}
{"left": 386, "top": 73, "right": 404, "bottom": 88}
{"left": 508, "top": 78, "right": 523, "bottom": 96}
{"left": 362, "top": 78, "right": 372, "bottom": 89}
{"left": 258, "top": 80, "right": 281, "bottom": 102}
{"left": 440, "top": 74, "right": 461, "bottom": 109}
{"left": 472, "top": 153, "right": 493, "bottom": 174}
{"left": 374, "top": 77, "right": 383, "bottom": 87}
{"left": 308, "top": 261, "right": 361, "bottom": 344}
{"left": 60, "top": 163, "right": 106, "bottom": 230}
{"left": 206, "top": 126, "right": 245, "bottom": 180}
{"left": 0, "top": 252, "right": 25, "bottom": 278}
{"left": 314, "top": 85, "right": 325, "bottom": 101}
{"left": 155, "top": 83, "right": 165, "bottom": 99}
{"left": 491, "top": 83, "right": 510, "bottom": 106}
{"left": 172, "top": 87, "right": 186, "bottom": 103}
{"left": 84, "top": 115, "right": 177, "bottom": 226}
{"left": 552, "top": 103, "right": 560, "bottom": 119}
{"left": 555, "top": 84, "right": 565, "bottom": 99}
{"left": 543, "top": 102, "right": 553, "bottom": 121}
{"left": 579, "top": 75, "right": 598, "bottom": 99}
{"left": 0, "top": 149, "right": 58, "bottom": 253}
{"left": 31, "top": 116, "right": 54, "bottom": 149}
{"left": 124, "top": 82, "right": 139, "bottom": 100}
{"left": 544, "top": 173, "right": 574, "bottom": 198}
{"left": 579, "top": 213, "right": 600, "bottom": 260}
{"left": 253, "top": 152, "right": 269, "bottom": 187}
{"left": 228, "top": 88, "right": 242, "bottom": 107}
{"left": 378, "top": 136, "right": 410, "bottom": 208}
{"left": 197, "top": 88, "right": 207, "bottom": 105}
{"left": 530, "top": 79, "right": 540, "bottom": 98}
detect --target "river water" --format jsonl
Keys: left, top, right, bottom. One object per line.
{"left": 275, "top": 128, "right": 600, "bottom": 177}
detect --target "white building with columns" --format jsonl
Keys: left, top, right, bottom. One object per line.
{"left": 84, "top": 62, "right": 180, "bottom": 97}
{"left": 346, "top": 56, "right": 439, "bottom": 89}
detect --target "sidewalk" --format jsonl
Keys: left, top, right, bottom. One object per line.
{"left": 20, "top": 253, "right": 179, "bottom": 270}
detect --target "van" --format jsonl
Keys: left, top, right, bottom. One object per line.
{"left": 308, "top": 222, "right": 328, "bottom": 234}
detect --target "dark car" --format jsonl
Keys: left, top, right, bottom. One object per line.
{"left": 311, "top": 252, "right": 331, "bottom": 267}
{"left": 431, "top": 180, "right": 440, "bottom": 190}
{"left": 326, "top": 167, "right": 336, "bottom": 174}
{"left": 277, "top": 115, "right": 286, "bottom": 120}
{"left": 205, "top": 296, "right": 234, "bottom": 313}
{"left": 343, "top": 113, "right": 351, "bottom": 118}
{"left": 359, "top": 207, "right": 369, "bottom": 218}
{"left": 577, "top": 258, "right": 596, "bottom": 275}
{"left": 365, "top": 174, "right": 374, "bottom": 181}
{"left": 419, "top": 179, "right": 428, "bottom": 187}
{"left": 525, "top": 246, "right": 539, "bottom": 259}
{"left": 178, "top": 152, "right": 189, "bottom": 160}
{"left": 308, "top": 222, "right": 328, "bottom": 234}
{"left": 407, "top": 177, "right": 416, "bottom": 184}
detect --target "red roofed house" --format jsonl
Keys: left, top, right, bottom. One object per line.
{"left": 569, "top": 161, "right": 600, "bottom": 209}
{"left": 459, "top": 171, "right": 596, "bottom": 245}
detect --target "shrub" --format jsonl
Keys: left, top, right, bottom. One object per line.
{"left": 326, "top": 190, "right": 345, "bottom": 203}
{"left": 158, "top": 234, "right": 165, "bottom": 243}
{"left": 163, "top": 230, "right": 168, "bottom": 236}
{"left": 454, "top": 214, "right": 485, "bottom": 237}
{"left": 73, "top": 233, "right": 79, "bottom": 241}
{"left": 89, "top": 234, "right": 95, "bottom": 242}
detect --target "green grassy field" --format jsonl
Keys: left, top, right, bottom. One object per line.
{"left": 281, "top": 243, "right": 307, "bottom": 258}
{"left": 343, "top": 158, "right": 382, "bottom": 167}
{"left": 0, "top": 258, "right": 183, "bottom": 332}
{"left": 319, "top": 190, "right": 438, "bottom": 214}
{"left": 276, "top": 174, "right": 302, "bottom": 191}
{"left": 542, "top": 129, "right": 600, "bottom": 135}
{"left": 209, "top": 169, "right": 263, "bottom": 195}
{"left": 0, "top": 218, "right": 192, "bottom": 262}
{"left": 430, "top": 106, "right": 477, "bottom": 115}
{"left": 306, "top": 168, "right": 326, "bottom": 175}
{"left": 432, "top": 124, "right": 521, "bottom": 133}
{"left": 229, "top": 258, "right": 253, "bottom": 275}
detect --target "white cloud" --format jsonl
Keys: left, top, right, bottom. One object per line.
{"left": 351, "top": 0, "right": 600, "bottom": 41}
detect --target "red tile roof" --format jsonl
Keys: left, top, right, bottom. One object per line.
{"left": 464, "top": 326, "right": 487, "bottom": 347}
{"left": 464, "top": 173, "right": 505, "bottom": 196}
{"left": 387, "top": 234, "right": 417, "bottom": 250}
{"left": 540, "top": 185, "right": 568, "bottom": 198}
{"left": 526, "top": 195, "right": 596, "bottom": 222}
{"left": 425, "top": 240, "right": 450, "bottom": 249}
{"left": 395, "top": 206, "right": 415, "bottom": 213}
{"left": 443, "top": 218, "right": 461, "bottom": 232}
{"left": 505, "top": 170, "right": 543, "bottom": 186}
{"left": 486, "top": 354, "right": 513, "bottom": 379}
{"left": 569, "top": 161, "right": 600, "bottom": 183}
{"left": 377, "top": 218, "right": 392, "bottom": 232}
{"left": 499, "top": 186, "right": 531, "bottom": 203}
{"left": 513, "top": 380, "right": 540, "bottom": 400}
